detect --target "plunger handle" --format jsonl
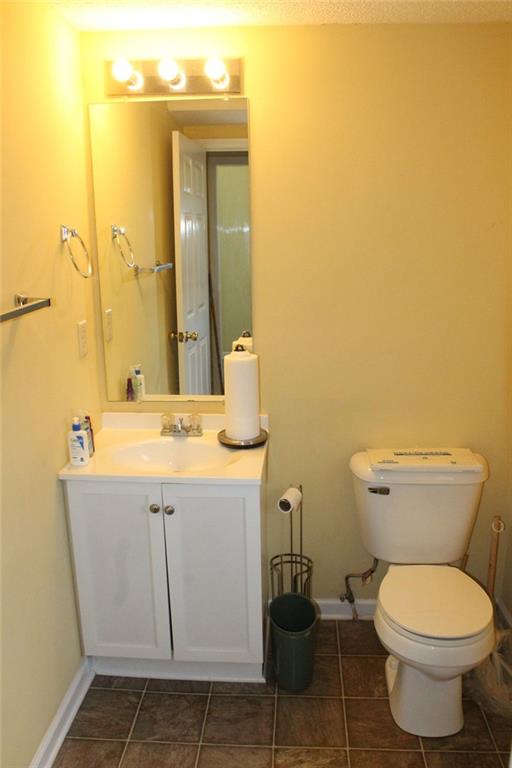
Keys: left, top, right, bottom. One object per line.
{"left": 487, "top": 515, "right": 505, "bottom": 598}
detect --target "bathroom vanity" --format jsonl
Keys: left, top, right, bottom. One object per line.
{"left": 59, "top": 414, "right": 268, "bottom": 681}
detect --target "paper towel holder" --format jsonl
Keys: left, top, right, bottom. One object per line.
{"left": 217, "top": 428, "right": 268, "bottom": 449}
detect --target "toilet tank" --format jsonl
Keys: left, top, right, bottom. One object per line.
{"left": 349, "top": 449, "right": 488, "bottom": 564}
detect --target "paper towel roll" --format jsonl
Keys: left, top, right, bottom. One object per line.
{"left": 224, "top": 348, "right": 260, "bottom": 440}
{"left": 278, "top": 487, "right": 303, "bottom": 514}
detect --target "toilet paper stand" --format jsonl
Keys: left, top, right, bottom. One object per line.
{"left": 217, "top": 428, "right": 268, "bottom": 448}
{"left": 264, "top": 485, "right": 314, "bottom": 684}
{"left": 270, "top": 485, "right": 313, "bottom": 599}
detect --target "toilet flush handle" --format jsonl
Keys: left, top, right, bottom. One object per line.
{"left": 368, "top": 487, "right": 390, "bottom": 495}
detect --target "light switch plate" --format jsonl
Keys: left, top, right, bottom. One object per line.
{"left": 104, "top": 308, "right": 113, "bottom": 342}
{"left": 77, "top": 320, "right": 88, "bottom": 358}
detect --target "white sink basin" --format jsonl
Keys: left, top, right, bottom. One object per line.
{"left": 110, "top": 438, "right": 239, "bottom": 473}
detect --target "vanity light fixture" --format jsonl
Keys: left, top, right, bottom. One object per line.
{"left": 158, "top": 58, "right": 186, "bottom": 91}
{"left": 105, "top": 58, "right": 241, "bottom": 97}
{"left": 204, "top": 57, "right": 230, "bottom": 90}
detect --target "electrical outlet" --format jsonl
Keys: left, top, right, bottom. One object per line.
{"left": 104, "top": 308, "right": 113, "bottom": 342}
{"left": 77, "top": 320, "right": 88, "bottom": 358}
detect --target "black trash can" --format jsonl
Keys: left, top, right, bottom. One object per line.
{"left": 270, "top": 592, "right": 318, "bottom": 692}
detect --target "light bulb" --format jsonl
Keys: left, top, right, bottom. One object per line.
{"left": 127, "top": 70, "right": 144, "bottom": 91}
{"left": 158, "top": 58, "right": 179, "bottom": 82}
{"left": 158, "top": 58, "right": 186, "bottom": 90}
{"left": 205, "top": 57, "right": 228, "bottom": 83}
{"left": 112, "top": 58, "right": 133, "bottom": 83}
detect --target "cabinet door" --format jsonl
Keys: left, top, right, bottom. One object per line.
{"left": 65, "top": 481, "right": 171, "bottom": 659}
{"left": 162, "top": 484, "right": 263, "bottom": 663}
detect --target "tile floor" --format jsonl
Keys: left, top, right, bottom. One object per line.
{"left": 54, "top": 620, "right": 511, "bottom": 768}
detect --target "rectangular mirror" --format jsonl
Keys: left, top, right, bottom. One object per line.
{"left": 89, "top": 97, "right": 251, "bottom": 401}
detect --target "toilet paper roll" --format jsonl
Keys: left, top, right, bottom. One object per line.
{"left": 224, "top": 348, "right": 260, "bottom": 441}
{"left": 278, "top": 487, "right": 303, "bottom": 514}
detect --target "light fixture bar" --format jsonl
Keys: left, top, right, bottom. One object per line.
{"left": 105, "top": 58, "right": 241, "bottom": 97}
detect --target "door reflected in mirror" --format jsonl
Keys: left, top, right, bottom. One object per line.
{"left": 89, "top": 97, "right": 251, "bottom": 400}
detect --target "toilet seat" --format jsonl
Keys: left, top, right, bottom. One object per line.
{"left": 378, "top": 565, "right": 493, "bottom": 642}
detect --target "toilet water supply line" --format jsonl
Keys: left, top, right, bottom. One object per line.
{"left": 340, "top": 558, "right": 379, "bottom": 620}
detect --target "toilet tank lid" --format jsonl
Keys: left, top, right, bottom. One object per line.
{"left": 349, "top": 449, "right": 488, "bottom": 484}
{"left": 367, "top": 448, "right": 482, "bottom": 472}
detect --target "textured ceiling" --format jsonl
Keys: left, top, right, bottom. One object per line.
{"left": 53, "top": 0, "right": 512, "bottom": 30}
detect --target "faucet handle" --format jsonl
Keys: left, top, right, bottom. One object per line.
{"left": 190, "top": 413, "right": 203, "bottom": 435}
{"left": 161, "top": 412, "right": 173, "bottom": 434}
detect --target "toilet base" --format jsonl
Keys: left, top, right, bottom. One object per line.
{"left": 385, "top": 655, "right": 464, "bottom": 737}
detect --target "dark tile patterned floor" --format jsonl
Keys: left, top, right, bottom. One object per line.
{"left": 54, "top": 620, "right": 511, "bottom": 768}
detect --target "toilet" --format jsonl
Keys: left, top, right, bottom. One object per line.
{"left": 349, "top": 448, "right": 495, "bottom": 737}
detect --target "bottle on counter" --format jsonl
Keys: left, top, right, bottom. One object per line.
{"left": 84, "top": 414, "right": 95, "bottom": 454}
{"left": 129, "top": 364, "right": 146, "bottom": 401}
{"left": 78, "top": 410, "right": 94, "bottom": 456}
{"left": 126, "top": 377, "right": 135, "bottom": 401}
{"left": 67, "top": 417, "right": 90, "bottom": 467}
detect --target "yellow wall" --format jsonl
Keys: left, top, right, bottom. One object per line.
{"left": 82, "top": 23, "right": 512, "bottom": 605}
{"left": 1, "top": 4, "right": 102, "bottom": 766}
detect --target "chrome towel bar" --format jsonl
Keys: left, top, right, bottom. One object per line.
{"left": 135, "top": 262, "right": 174, "bottom": 275}
{"left": 0, "top": 293, "right": 51, "bottom": 323}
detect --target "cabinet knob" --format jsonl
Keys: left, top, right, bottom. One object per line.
{"left": 149, "top": 504, "right": 161, "bottom": 514}
{"left": 164, "top": 505, "right": 175, "bottom": 516}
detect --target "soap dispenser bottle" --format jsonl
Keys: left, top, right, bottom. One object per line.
{"left": 68, "top": 417, "right": 90, "bottom": 467}
{"left": 129, "top": 364, "right": 145, "bottom": 401}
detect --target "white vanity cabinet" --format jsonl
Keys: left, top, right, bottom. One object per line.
{"left": 64, "top": 479, "right": 264, "bottom": 667}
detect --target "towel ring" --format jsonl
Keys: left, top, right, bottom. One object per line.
{"left": 111, "top": 225, "right": 135, "bottom": 268}
{"left": 61, "top": 225, "right": 92, "bottom": 278}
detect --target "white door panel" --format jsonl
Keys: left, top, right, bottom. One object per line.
{"left": 172, "top": 132, "right": 211, "bottom": 394}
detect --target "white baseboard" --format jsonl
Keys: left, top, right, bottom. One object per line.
{"left": 496, "top": 597, "right": 512, "bottom": 628}
{"left": 317, "top": 598, "right": 376, "bottom": 620}
{"left": 29, "top": 658, "right": 94, "bottom": 768}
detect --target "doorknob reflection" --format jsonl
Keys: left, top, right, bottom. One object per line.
{"left": 170, "top": 331, "right": 199, "bottom": 343}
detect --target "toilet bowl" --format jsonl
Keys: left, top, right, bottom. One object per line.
{"left": 374, "top": 564, "right": 495, "bottom": 737}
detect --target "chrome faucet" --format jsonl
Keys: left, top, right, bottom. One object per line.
{"left": 161, "top": 413, "right": 202, "bottom": 437}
